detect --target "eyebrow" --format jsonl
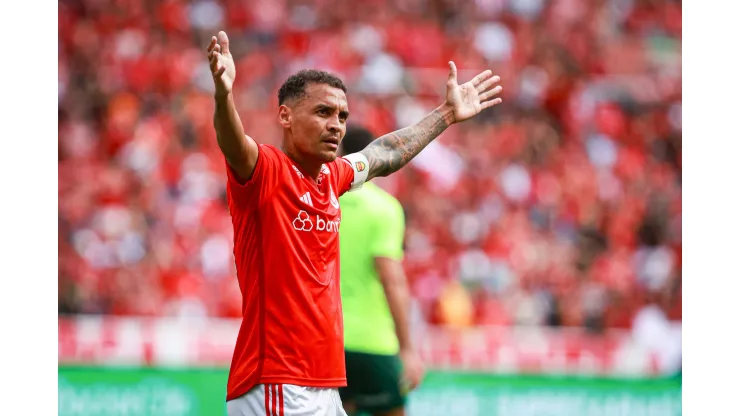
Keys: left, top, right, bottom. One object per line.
{"left": 315, "top": 103, "right": 350, "bottom": 119}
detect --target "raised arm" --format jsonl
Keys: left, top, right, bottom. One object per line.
{"left": 360, "top": 62, "right": 503, "bottom": 180}
{"left": 208, "top": 31, "right": 259, "bottom": 182}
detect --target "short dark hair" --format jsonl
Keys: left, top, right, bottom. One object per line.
{"left": 278, "top": 69, "right": 347, "bottom": 105}
{"left": 340, "top": 125, "right": 376, "bottom": 156}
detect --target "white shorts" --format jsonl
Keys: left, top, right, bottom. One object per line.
{"left": 227, "top": 384, "right": 348, "bottom": 416}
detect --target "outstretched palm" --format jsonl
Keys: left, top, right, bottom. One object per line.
{"left": 445, "top": 61, "right": 503, "bottom": 123}
{"left": 207, "top": 31, "right": 236, "bottom": 97}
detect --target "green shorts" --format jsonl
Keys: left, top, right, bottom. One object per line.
{"left": 339, "top": 350, "right": 406, "bottom": 414}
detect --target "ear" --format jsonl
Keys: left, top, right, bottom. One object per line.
{"left": 278, "top": 105, "right": 291, "bottom": 129}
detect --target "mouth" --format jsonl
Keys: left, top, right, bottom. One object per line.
{"left": 322, "top": 137, "right": 340, "bottom": 150}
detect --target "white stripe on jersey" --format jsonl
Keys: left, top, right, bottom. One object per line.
{"left": 300, "top": 192, "right": 313, "bottom": 207}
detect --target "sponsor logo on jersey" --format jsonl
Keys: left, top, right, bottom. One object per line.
{"left": 293, "top": 210, "right": 313, "bottom": 231}
{"left": 355, "top": 161, "right": 366, "bottom": 172}
{"left": 292, "top": 210, "right": 340, "bottom": 233}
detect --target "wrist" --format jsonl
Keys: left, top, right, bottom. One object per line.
{"left": 436, "top": 104, "right": 456, "bottom": 126}
{"left": 214, "top": 90, "right": 233, "bottom": 101}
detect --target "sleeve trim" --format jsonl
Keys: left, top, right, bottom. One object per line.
{"left": 341, "top": 152, "right": 370, "bottom": 191}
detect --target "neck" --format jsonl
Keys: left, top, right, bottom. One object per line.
{"left": 282, "top": 143, "right": 322, "bottom": 181}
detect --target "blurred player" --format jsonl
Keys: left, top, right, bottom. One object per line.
{"left": 337, "top": 125, "right": 424, "bottom": 416}
{"left": 206, "top": 30, "right": 502, "bottom": 416}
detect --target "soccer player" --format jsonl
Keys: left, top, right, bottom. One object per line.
{"left": 337, "top": 125, "right": 424, "bottom": 416}
{"left": 206, "top": 30, "right": 502, "bottom": 416}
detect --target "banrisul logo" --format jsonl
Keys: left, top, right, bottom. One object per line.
{"left": 292, "top": 210, "right": 340, "bottom": 233}
{"left": 293, "top": 210, "right": 314, "bottom": 231}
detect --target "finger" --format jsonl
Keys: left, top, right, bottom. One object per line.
{"left": 403, "top": 377, "right": 416, "bottom": 392}
{"left": 209, "top": 54, "right": 221, "bottom": 73}
{"left": 481, "top": 97, "right": 503, "bottom": 109}
{"left": 479, "top": 85, "right": 503, "bottom": 101}
{"left": 448, "top": 61, "right": 457, "bottom": 85}
{"left": 403, "top": 371, "right": 416, "bottom": 389}
{"left": 410, "top": 376, "right": 420, "bottom": 390}
{"left": 207, "top": 36, "right": 217, "bottom": 53}
{"left": 218, "top": 31, "right": 230, "bottom": 55}
{"left": 476, "top": 75, "right": 501, "bottom": 93}
{"left": 470, "top": 69, "right": 493, "bottom": 87}
{"left": 215, "top": 66, "right": 226, "bottom": 78}
{"left": 210, "top": 57, "right": 226, "bottom": 76}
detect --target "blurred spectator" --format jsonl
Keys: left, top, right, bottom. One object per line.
{"left": 59, "top": 0, "right": 681, "bottom": 330}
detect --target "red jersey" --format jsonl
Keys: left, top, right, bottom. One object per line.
{"left": 225, "top": 144, "right": 369, "bottom": 401}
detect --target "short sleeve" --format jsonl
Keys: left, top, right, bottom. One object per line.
{"left": 336, "top": 153, "right": 370, "bottom": 196}
{"left": 368, "top": 198, "right": 405, "bottom": 261}
{"left": 225, "top": 144, "right": 282, "bottom": 209}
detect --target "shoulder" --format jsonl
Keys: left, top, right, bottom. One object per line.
{"left": 372, "top": 184, "right": 403, "bottom": 210}
{"left": 259, "top": 144, "right": 285, "bottom": 160}
{"left": 258, "top": 145, "right": 294, "bottom": 178}
{"left": 246, "top": 143, "right": 287, "bottom": 172}
{"left": 339, "top": 180, "right": 368, "bottom": 204}
{"left": 327, "top": 156, "right": 353, "bottom": 176}
{"left": 364, "top": 183, "right": 404, "bottom": 220}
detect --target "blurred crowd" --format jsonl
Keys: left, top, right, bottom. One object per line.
{"left": 58, "top": 0, "right": 682, "bottom": 333}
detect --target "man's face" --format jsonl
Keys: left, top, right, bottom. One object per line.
{"left": 280, "top": 83, "right": 349, "bottom": 163}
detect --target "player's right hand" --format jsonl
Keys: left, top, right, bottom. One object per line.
{"left": 207, "top": 31, "right": 236, "bottom": 97}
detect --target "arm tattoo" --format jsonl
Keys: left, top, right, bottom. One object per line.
{"left": 360, "top": 109, "right": 450, "bottom": 180}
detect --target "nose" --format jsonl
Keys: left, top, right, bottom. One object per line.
{"left": 326, "top": 116, "right": 341, "bottom": 134}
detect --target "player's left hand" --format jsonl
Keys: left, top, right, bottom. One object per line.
{"left": 443, "top": 61, "right": 503, "bottom": 123}
{"left": 400, "top": 349, "right": 425, "bottom": 392}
